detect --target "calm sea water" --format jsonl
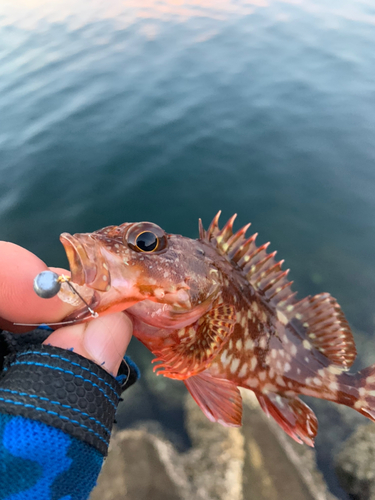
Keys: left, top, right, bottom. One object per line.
{"left": 1, "top": 1, "right": 375, "bottom": 497}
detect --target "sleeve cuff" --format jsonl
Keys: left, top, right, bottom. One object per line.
{"left": 0, "top": 345, "right": 122, "bottom": 456}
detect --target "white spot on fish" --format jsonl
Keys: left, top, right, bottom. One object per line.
{"left": 236, "top": 339, "right": 243, "bottom": 350}
{"left": 230, "top": 358, "right": 240, "bottom": 374}
{"left": 302, "top": 340, "right": 312, "bottom": 350}
{"left": 284, "top": 390, "right": 296, "bottom": 397}
{"left": 250, "top": 357, "right": 257, "bottom": 371}
{"left": 329, "top": 381, "right": 339, "bottom": 391}
{"left": 328, "top": 365, "right": 343, "bottom": 375}
{"left": 246, "top": 378, "right": 259, "bottom": 388}
{"left": 259, "top": 371, "right": 266, "bottom": 381}
{"left": 259, "top": 337, "right": 267, "bottom": 349}
{"left": 263, "top": 383, "right": 278, "bottom": 393}
{"left": 290, "top": 344, "right": 297, "bottom": 356}
{"left": 245, "top": 338, "right": 254, "bottom": 350}
{"left": 276, "top": 376, "right": 286, "bottom": 387}
{"left": 284, "top": 362, "right": 291, "bottom": 373}
{"left": 276, "top": 309, "right": 289, "bottom": 324}
{"left": 238, "top": 363, "right": 248, "bottom": 378}
{"left": 220, "top": 350, "right": 229, "bottom": 366}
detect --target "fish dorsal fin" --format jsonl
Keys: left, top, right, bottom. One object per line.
{"left": 257, "top": 393, "right": 318, "bottom": 447}
{"left": 152, "top": 301, "right": 236, "bottom": 380}
{"left": 284, "top": 293, "right": 357, "bottom": 369}
{"left": 184, "top": 370, "right": 242, "bottom": 427}
{"left": 204, "top": 213, "right": 297, "bottom": 309}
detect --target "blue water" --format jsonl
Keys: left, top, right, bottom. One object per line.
{"left": 1, "top": 1, "right": 375, "bottom": 497}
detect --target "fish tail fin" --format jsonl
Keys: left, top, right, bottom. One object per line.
{"left": 349, "top": 364, "right": 375, "bottom": 421}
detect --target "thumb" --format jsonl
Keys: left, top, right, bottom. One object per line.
{"left": 43, "top": 312, "right": 133, "bottom": 376}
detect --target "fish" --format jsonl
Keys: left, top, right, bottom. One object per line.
{"left": 58, "top": 213, "right": 375, "bottom": 446}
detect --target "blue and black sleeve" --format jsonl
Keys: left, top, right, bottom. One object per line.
{"left": 0, "top": 329, "right": 139, "bottom": 500}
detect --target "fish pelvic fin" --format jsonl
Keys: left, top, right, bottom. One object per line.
{"left": 256, "top": 392, "right": 318, "bottom": 447}
{"left": 184, "top": 370, "right": 242, "bottom": 427}
{"left": 281, "top": 293, "right": 357, "bottom": 369}
{"left": 152, "top": 302, "right": 236, "bottom": 380}
{"left": 203, "top": 213, "right": 297, "bottom": 310}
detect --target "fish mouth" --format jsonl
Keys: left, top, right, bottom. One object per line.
{"left": 60, "top": 233, "right": 110, "bottom": 291}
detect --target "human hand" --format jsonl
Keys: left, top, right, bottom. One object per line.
{"left": 0, "top": 242, "right": 132, "bottom": 375}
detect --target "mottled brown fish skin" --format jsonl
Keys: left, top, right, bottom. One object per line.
{"left": 60, "top": 213, "right": 375, "bottom": 446}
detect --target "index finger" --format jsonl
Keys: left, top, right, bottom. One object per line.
{"left": 0, "top": 242, "right": 76, "bottom": 330}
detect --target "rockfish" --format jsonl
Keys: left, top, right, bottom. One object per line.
{"left": 58, "top": 213, "right": 375, "bottom": 446}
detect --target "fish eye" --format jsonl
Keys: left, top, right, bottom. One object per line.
{"left": 126, "top": 223, "right": 168, "bottom": 253}
{"left": 135, "top": 231, "right": 158, "bottom": 252}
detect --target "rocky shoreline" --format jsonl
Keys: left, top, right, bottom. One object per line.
{"left": 90, "top": 390, "right": 342, "bottom": 500}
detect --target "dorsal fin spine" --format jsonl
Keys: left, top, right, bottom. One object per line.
{"left": 207, "top": 211, "right": 221, "bottom": 239}
{"left": 242, "top": 242, "right": 270, "bottom": 272}
{"left": 269, "top": 281, "right": 294, "bottom": 300}
{"left": 256, "top": 260, "right": 284, "bottom": 282}
{"left": 198, "top": 219, "right": 206, "bottom": 239}
{"left": 227, "top": 223, "right": 251, "bottom": 259}
{"left": 217, "top": 214, "right": 237, "bottom": 242}
{"left": 262, "top": 270, "right": 290, "bottom": 294}
{"left": 233, "top": 233, "right": 258, "bottom": 263}
{"left": 204, "top": 214, "right": 298, "bottom": 310}
{"left": 246, "top": 251, "right": 276, "bottom": 281}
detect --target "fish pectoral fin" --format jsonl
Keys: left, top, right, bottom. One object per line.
{"left": 287, "top": 293, "right": 357, "bottom": 370}
{"left": 152, "top": 302, "right": 236, "bottom": 380}
{"left": 256, "top": 393, "right": 318, "bottom": 447}
{"left": 184, "top": 371, "right": 243, "bottom": 427}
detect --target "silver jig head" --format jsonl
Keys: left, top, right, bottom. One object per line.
{"left": 14, "top": 271, "right": 98, "bottom": 327}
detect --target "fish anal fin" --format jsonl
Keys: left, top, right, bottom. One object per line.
{"left": 203, "top": 214, "right": 297, "bottom": 310}
{"left": 287, "top": 293, "right": 357, "bottom": 369}
{"left": 256, "top": 393, "right": 318, "bottom": 447}
{"left": 152, "top": 302, "right": 236, "bottom": 380}
{"left": 184, "top": 371, "right": 243, "bottom": 427}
